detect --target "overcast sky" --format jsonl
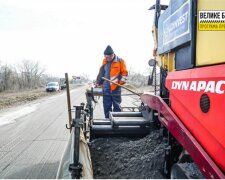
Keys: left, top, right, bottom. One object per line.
{"left": 0, "top": 0, "right": 169, "bottom": 79}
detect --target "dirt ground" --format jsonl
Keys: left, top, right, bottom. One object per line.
{"left": 89, "top": 129, "right": 167, "bottom": 179}
{"left": 0, "top": 88, "right": 59, "bottom": 110}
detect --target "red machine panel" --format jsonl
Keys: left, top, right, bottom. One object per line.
{"left": 166, "top": 64, "right": 225, "bottom": 172}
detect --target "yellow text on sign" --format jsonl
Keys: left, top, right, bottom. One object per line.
{"left": 198, "top": 22, "right": 225, "bottom": 31}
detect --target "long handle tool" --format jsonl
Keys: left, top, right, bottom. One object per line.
{"left": 102, "top": 77, "right": 141, "bottom": 97}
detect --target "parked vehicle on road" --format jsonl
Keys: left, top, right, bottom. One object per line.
{"left": 46, "top": 82, "right": 60, "bottom": 92}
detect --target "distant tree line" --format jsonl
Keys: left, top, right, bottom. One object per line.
{"left": 0, "top": 59, "right": 160, "bottom": 92}
{"left": 0, "top": 60, "right": 59, "bottom": 92}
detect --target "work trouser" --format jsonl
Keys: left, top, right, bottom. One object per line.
{"left": 103, "top": 86, "right": 121, "bottom": 118}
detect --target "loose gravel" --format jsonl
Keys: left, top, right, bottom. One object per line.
{"left": 89, "top": 129, "right": 167, "bottom": 179}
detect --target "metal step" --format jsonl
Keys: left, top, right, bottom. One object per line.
{"left": 91, "top": 125, "right": 150, "bottom": 137}
{"left": 109, "top": 111, "right": 142, "bottom": 118}
{"left": 112, "top": 117, "right": 150, "bottom": 126}
{"left": 109, "top": 111, "right": 150, "bottom": 127}
{"left": 92, "top": 119, "right": 111, "bottom": 125}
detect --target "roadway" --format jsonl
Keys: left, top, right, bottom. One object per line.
{"left": 0, "top": 85, "right": 87, "bottom": 178}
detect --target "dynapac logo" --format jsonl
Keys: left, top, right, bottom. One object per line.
{"left": 171, "top": 81, "right": 225, "bottom": 94}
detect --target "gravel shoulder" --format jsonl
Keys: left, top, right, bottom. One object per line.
{"left": 0, "top": 89, "right": 60, "bottom": 110}
{"left": 0, "top": 84, "right": 85, "bottom": 111}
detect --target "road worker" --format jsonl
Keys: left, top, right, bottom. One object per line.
{"left": 96, "top": 45, "right": 128, "bottom": 118}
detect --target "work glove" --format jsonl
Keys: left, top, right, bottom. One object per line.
{"left": 95, "top": 84, "right": 101, "bottom": 88}
{"left": 94, "top": 84, "right": 98, "bottom": 88}
{"left": 119, "top": 80, "right": 125, "bottom": 85}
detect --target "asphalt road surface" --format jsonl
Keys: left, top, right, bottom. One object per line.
{"left": 0, "top": 85, "right": 141, "bottom": 179}
{"left": 0, "top": 85, "right": 87, "bottom": 179}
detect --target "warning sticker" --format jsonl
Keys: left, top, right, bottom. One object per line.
{"left": 199, "top": 11, "right": 225, "bottom": 31}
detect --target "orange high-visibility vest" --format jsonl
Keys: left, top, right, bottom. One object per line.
{"left": 96, "top": 56, "right": 128, "bottom": 91}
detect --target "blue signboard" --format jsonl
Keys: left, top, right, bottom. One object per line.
{"left": 157, "top": 0, "right": 191, "bottom": 54}
{"left": 163, "top": 1, "right": 189, "bottom": 45}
